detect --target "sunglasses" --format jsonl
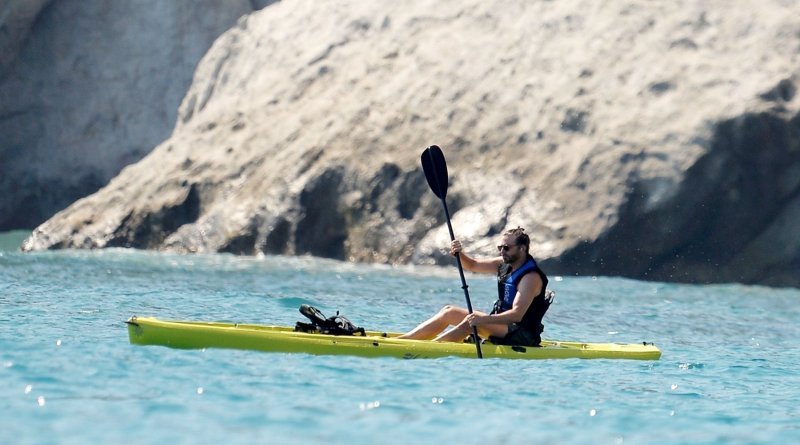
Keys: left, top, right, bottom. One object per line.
{"left": 497, "top": 244, "right": 518, "bottom": 252}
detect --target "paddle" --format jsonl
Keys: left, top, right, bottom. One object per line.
{"left": 420, "top": 145, "right": 483, "bottom": 358}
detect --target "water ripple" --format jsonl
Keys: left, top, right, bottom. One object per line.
{"left": 1, "top": 248, "right": 799, "bottom": 444}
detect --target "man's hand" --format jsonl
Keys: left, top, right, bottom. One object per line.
{"left": 450, "top": 239, "right": 462, "bottom": 256}
{"left": 466, "top": 313, "right": 488, "bottom": 327}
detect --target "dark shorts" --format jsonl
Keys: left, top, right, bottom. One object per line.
{"left": 490, "top": 323, "right": 542, "bottom": 347}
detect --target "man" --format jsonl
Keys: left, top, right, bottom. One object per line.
{"left": 399, "top": 227, "right": 551, "bottom": 346}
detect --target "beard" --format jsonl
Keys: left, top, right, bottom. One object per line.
{"left": 502, "top": 252, "right": 521, "bottom": 264}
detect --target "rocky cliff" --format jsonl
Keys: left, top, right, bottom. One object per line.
{"left": 0, "top": 0, "right": 50, "bottom": 74}
{"left": 21, "top": 0, "right": 800, "bottom": 287}
{"left": 0, "top": 0, "right": 272, "bottom": 230}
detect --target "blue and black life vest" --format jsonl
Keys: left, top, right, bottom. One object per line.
{"left": 493, "top": 255, "right": 550, "bottom": 333}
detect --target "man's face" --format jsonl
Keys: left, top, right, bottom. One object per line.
{"left": 497, "top": 235, "right": 523, "bottom": 264}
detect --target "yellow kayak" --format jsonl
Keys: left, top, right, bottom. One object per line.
{"left": 126, "top": 316, "right": 661, "bottom": 360}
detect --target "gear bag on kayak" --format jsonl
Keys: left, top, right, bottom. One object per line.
{"left": 295, "top": 304, "right": 366, "bottom": 336}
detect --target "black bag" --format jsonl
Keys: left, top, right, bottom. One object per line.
{"left": 295, "top": 304, "right": 366, "bottom": 336}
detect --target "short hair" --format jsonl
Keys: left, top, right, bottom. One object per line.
{"left": 504, "top": 226, "right": 529, "bottom": 250}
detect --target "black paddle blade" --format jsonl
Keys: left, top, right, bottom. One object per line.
{"left": 420, "top": 145, "right": 448, "bottom": 199}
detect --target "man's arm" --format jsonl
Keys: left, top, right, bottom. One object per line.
{"left": 450, "top": 240, "right": 502, "bottom": 274}
{"left": 471, "top": 272, "right": 543, "bottom": 325}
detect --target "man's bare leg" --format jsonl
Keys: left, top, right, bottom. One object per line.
{"left": 435, "top": 316, "right": 509, "bottom": 343}
{"left": 398, "top": 305, "right": 470, "bottom": 340}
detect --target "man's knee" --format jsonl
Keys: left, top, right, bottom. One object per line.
{"left": 439, "top": 305, "right": 458, "bottom": 314}
{"left": 438, "top": 305, "right": 466, "bottom": 323}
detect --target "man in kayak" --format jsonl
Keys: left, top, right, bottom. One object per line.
{"left": 399, "top": 227, "right": 551, "bottom": 346}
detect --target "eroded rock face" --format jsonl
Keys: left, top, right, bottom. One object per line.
{"left": 22, "top": 0, "right": 800, "bottom": 287}
{"left": 0, "top": 0, "right": 267, "bottom": 230}
{"left": 550, "top": 105, "right": 800, "bottom": 286}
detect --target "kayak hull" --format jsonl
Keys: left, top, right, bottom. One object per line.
{"left": 126, "top": 316, "right": 661, "bottom": 360}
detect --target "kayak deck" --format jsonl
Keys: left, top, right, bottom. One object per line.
{"left": 126, "top": 316, "right": 661, "bottom": 360}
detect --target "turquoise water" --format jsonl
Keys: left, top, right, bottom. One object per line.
{"left": 2, "top": 241, "right": 799, "bottom": 444}
{"left": 0, "top": 230, "right": 29, "bottom": 252}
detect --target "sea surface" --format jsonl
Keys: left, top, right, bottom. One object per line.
{"left": 1, "top": 232, "right": 799, "bottom": 445}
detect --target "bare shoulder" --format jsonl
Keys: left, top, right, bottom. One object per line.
{"left": 518, "top": 270, "right": 543, "bottom": 294}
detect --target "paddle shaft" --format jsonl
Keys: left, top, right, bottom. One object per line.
{"left": 422, "top": 146, "right": 482, "bottom": 358}
{"left": 439, "top": 199, "right": 472, "bottom": 310}
{"left": 438, "top": 197, "right": 483, "bottom": 358}
{"left": 420, "top": 145, "right": 483, "bottom": 358}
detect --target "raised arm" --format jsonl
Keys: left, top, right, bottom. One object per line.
{"left": 450, "top": 240, "right": 503, "bottom": 274}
